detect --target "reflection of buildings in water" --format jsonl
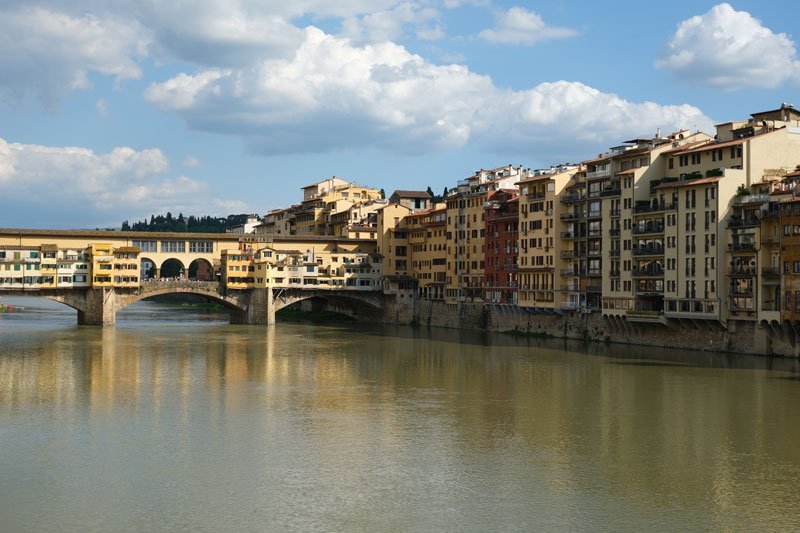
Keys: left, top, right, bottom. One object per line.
{"left": 2, "top": 324, "right": 800, "bottom": 526}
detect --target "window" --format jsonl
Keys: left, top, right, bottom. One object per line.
{"left": 161, "top": 241, "right": 186, "bottom": 253}
{"left": 132, "top": 240, "right": 157, "bottom": 252}
{"left": 189, "top": 241, "right": 213, "bottom": 253}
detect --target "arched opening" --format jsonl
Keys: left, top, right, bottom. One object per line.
{"left": 159, "top": 258, "right": 186, "bottom": 280}
{"left": 141, "top": 257, "right": 157, "bottom": 280}
{"left": 277, "top": 294, "right": 382, "bottom": 323}
{"left": 188, "top": 258, "right": 215, "bottom": 281}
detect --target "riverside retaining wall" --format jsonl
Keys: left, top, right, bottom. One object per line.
{"left": 410, "top": 300, "right": 776, "bottom": 356}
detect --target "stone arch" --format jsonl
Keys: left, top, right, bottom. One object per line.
{"left": 275, "top": 291, "right": 384, "bottom": 320}
{"left": 43, "top": 294, "right": 86, "bottom": 313}
{"left": 159, "top": 258, "right": 186, "bottom": 279}
{"left": 116, "top": 286, "right": 252, "bottom": 323}
{"left": 140, "top": 256, "right": 157, "bottom": 280}
{"left": 188, "top": 258, "right": 215, "bottom": 281}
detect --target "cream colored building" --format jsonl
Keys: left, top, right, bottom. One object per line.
{"left": 0, "top": 246, "right": 41, "bottom": 289}
{"left": 294, "top": 178, "right": 383, "bottom": 236}
{"left": 223, "top": 236, "right": 381, "bottom": 291}
{"left": 406, "top": 205, "right": 447, "bottom": 300}
{"left": 445, "top": 165, "right": 533, "bottom": 303}
{"left": 516, "top": 166, "right": 576, "bottom": 310}
{"left": 376, "top": 203, "right": 412, "bottom": 279}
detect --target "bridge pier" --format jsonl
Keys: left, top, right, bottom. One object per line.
{"left": 229, "top": 288, "right": 274, "bottom": 325}
{"left": 77, "top": 288, "right": 117, "bottom": 326}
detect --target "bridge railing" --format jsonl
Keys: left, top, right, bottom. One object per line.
{"left": 138, "top": 279, "right": 222, "bottom": 295}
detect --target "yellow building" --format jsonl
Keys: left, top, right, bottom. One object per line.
{"left": 517, "top": 166, "right": 576, "bottom": 311}
{"left": 406, "top": 206, "right": 447, "bottom": 300}
{"left": 445, "top": 165, "right": 532, "bottom": 303}
{"left": 376, "top": 203, "right": 412, "bottom": 279}
{"left": 225, "top": 237, "right": 381, "bottom": 291}
{"left": 91, "top": 244, "right": 114, "bottom": 287}
{"left": 112, "top": 246, "right": 141, "bottom": 288}
{"left": 294, "top": 177, "right": 383, "bottom": 236}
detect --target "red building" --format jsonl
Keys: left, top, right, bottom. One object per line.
{"left": 484, "top": 189, "right": 519, "bottom": 304}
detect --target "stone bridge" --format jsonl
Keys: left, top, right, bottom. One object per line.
{"left": 7, "top": 281, "right": 386, "bottom": 326}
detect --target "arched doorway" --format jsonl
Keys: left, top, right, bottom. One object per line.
{"left": 159, "top": 258, "right": 186, "bottom": 280}
{"left": 188, "top": 258, "right": 215, "bottom": 281}
{"left": 141, "top": 257, "right": 157, "bottom": 280}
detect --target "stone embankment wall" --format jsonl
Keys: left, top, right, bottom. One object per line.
{"left": 406, "top": 300, "right": 774, "bottom": 356}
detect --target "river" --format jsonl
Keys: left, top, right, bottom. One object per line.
{"left": 1, "top": 296, "right": 800, "bottom": 531}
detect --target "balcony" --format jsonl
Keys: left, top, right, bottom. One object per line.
{"left": 587, "top": 168, "right": 611, "bottom": 180}
{"left": 560, "top": 212, "right": 582, "bottom": 222}
{"left": 560, "top": 192, "right": 585, "bottom": 204}
{"left": 632, "top": 245, "right": 664, "bottom": 256}
{"left": 610, "top": 269, "right": 621, "bottom": 277}
{"left": 762, "top": 266, "right": 781, "bottom": 277}
{"left": 728, "top": 267, "right": 756, "bottom": 277}
{"left": 736, "top": 193, "right": 769, "bottom": 206}
{"left": 560, "top": 250, "right": 575, "bottom": 259}
{"left": 526, "top": 191, "right": 546, "bottom": 200}
{"left": 634, "top": 202, "right": 676, "bottom": 214}
{"left": 560, "top": 231, "right": 581, "bottom": 239}
{"left": 729, "top": 288, "right": 754, "bottom": 297}
{"left": 761, "top": 234, "right": 780, "bottom": 244}
{"left": 633, "top": 223, "right": 665, "bottom": 235}
{"left": 727, "top": 217, "right": 760, "bottom": 229}
{"left": 600, "top": 187, "right": 621, "bottom": 197}
{"left": 560, "top": 269, "right": 577, "bottom": 277}
{"left": 728, "top": 242, "right": 756, "bottom": 252}
{"left": 632, "top": 267, "right": 664, "bottom": 278}
{"left": 609, "top": 249, "right": 620, "bottom": 258}
{"left": 586, "top": 284, "right": 602, "bottom": 292}
{"left": 609, "top": 228, "right": 621, "bottom": 237}
{"left": 610, "top": 209, "right": 621, "bottom": 218}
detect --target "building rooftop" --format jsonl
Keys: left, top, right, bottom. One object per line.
{"left": 390, "top": 190, "right": 431, "bottom": 199}
{"left": 654, "top": 177, "right": 722, "bottom": 190}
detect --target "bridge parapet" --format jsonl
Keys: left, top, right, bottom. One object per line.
{"left": 138, "top": 279, "right": 222, "bottom": 296}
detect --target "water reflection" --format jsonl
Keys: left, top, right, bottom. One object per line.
{"left": 0, "top": 306, "right": 800, "bottom": 529}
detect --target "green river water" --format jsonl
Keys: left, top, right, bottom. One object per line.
{"left": 1, "top": 296, "right": 800, "bottom": 531}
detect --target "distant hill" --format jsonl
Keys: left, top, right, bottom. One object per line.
{"left": 120, "top": 213, "right": 255, "bottom": 233}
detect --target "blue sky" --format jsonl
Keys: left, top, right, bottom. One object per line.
{"left": 1, "top": 1, "right": 798, "bottom": 228}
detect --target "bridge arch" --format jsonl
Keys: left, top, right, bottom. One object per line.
{"left": 141, "top": 256, "right": 157, "bottom": 279}
{"left": 188, "top": 258, "right": 215, "bottom": 281}
{"left": 273, "top": 289, "right": 385, "bottom": 321}
{"left": 159, "top": 258, "right": 187, "bottom": 279}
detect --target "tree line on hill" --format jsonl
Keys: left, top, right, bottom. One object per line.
{"left": 120, "top": 213, "right": 255, "bottom": 233}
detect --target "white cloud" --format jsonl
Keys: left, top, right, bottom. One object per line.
{"left": 656, "top": 3, "right": 800, "bottom": 90}
{"left": 0, "top": 6, "right": 148, "bottom": 107}
{"left": 145, "top": 26, "right": 713, "bottom": 160}
{"left": 183, "top": 156, "right": 201, "bottom": 167}
{"left": 0, "top": 138, "right": 247, "bottom": 226}
{"left": 341, "top": 2, "right": 442, "bottom": 44}
{"left": 478, "top": 7, "right": 578, "bottom": 45}
{"left": 96, "top": 99, "right": 108, "bottom": 117}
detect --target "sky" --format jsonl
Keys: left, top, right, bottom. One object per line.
{"left": 1, "top": 0, "right": 799, "bottom": 228}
